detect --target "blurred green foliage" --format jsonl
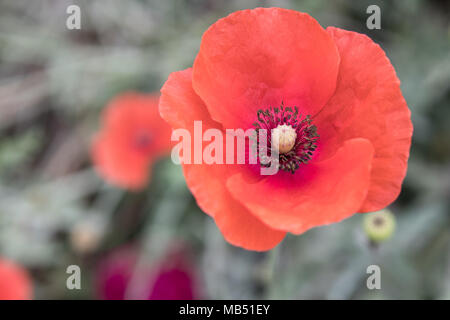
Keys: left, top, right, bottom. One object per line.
{"left": 0, "top": 0, "right": 448, "bottom": 299}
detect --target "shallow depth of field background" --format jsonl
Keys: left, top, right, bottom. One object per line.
{"left": 0, "top": 0, "right": 449, "bottom": 299}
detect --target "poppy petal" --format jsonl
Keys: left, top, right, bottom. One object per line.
{"left": 192, "top": 8, "right": 340, "bottom": 129}
{"left": 92, "top": 92, "right": 172, "bottom": 190}
{"left": 103, "top": 93, "right": 172, "bottom": 157}
{"left": 184, "top": 164, "right": 286, "bottom": 251}
{"left": 160, "top": 68, "right": 285, "bottom": 251}
{"left": 160, "top": 69, "right": 216, "bottom": 130}
{"left": 315, "top": 27, "right": 413, "bottom": 212}
{"left": 226, "top": 138, "right": 374, "bottom": 234}
{"left": 91, "top": 132, "right": 150, "bottom": 190}
{"left": 0, "top": 259, "right": 32, "bottom": 300}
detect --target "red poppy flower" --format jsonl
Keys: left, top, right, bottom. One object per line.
{"left": 0, "top": 258, "right": 32, "bottom": 300}
{"left": 95, "top": 247, "right": 137, "bottom": 300}
{"left": 96, "top": 247, "right": 197, "bottom": 300}
{"left": 159, "top": 8, "right": 413, "bottom": 251}
{"left": 147, "top": 249, "right": 196, "bottom": 300}
{"left": 92, "top": 93, "right": 172, "bottom": 190}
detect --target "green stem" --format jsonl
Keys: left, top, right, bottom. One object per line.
{"left": 261, "top": 246, "right": 279, "bottom": 299}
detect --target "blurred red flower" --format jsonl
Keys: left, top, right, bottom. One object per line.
{"left": 95, "top": 247, "right": 197, "bottom": 300}
{"left": 95, "top": 248, "right": 137, "bottom": 300}
{"left": 0, "top": 258, "right": 32, "bottom": 300}
{"left": 160, "top": 8, "right": 413, "bottom": 251}
{"left": 92, "top": 93, "right": 172, "bottom": 190}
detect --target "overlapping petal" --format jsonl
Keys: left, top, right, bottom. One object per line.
{"left": 314, "top": 27, "right": 413, "bottom": 212}
{"left": 227, "top": 138, "right": 374, "bottom": 234}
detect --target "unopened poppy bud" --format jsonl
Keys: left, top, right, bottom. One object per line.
{"left": 363, "top": 209, "right": 396, "bottom": 243}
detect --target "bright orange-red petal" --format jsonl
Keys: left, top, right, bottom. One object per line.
{"left": 160, "top": 69, "right": 215, "bottom": 130}
{"left": 227, "top": 138, "right": 374, "bottom": 234}
{"left": 91, "top": 132, "right": 150, "bottom": 190}
{"left": 314, "top": 28, "right": 413, "bottom": 212}
{"left": 192, "top": 8, "right": 340, "bottom": 129}
{"left": 160, "top": 69, "right": 285, "bottom": 251}
{"left": 184, "top": 164, "right": 285, "bottom": 251}
{"left": 0, "top": 258, "right": 32, "bottom": 300}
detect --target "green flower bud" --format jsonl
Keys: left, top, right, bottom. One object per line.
{"left": 363, "top": 209, "right": 396, "bottom": 243}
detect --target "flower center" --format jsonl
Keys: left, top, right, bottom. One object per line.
{"left": 133, "top": 130, "right": 152, "bottom": 152}
{"left": 272, "top": 124, "right": 297, "bottom": 154}
{"left": 252, "top": 103, "right": 319, "bottom": 174}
